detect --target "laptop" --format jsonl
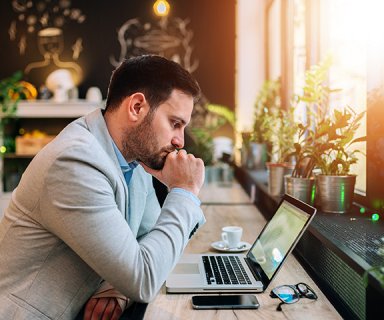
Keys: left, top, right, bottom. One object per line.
{"left": 166, "top": 194, "right": 316, "bottom": 293}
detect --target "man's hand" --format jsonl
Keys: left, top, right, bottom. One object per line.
{"left": 83, "top": 297, "right": 123, "bottom": 320}
{"left": 141, "top": 149, "right": 205, "bottom": 196}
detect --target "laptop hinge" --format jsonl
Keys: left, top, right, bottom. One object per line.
{"left": 244, "top": 257, "right": 262, "bottom": 281}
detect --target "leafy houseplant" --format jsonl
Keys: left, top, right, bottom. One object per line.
{"left": 294, "top": 106, "right": 366, "bottom": 212}
{"left": 263, "top": 105, "right": 298, "bottom": 197}
{"left": 0, "top": 71, "right": 25, "bottom": 117}
{"left": 286, "top": 57, "right": 338, "bottom": 204}
{"left": 253, "top": 78, "right": 281, "bottom": 144}
{"left": 310, "top": 107, "right": 366, "bottom": 176}
{"left": 290, "top": 57, "right": 333, "bottom": 178}
{"left": 187, "top": 103, "right": 235, "bottom": 166}
{"left": 262, "top": 105, "right": 297, "bottom": 164}
{"left": 248, "top": 77, "right": 297, "bottom": 196}
{"left": 187, "top": 102, "right": 235, "bottom": 184}
{"left": 0, "top": 71, "right": 26, "bottom": 154}
{"left": 297, "top": 55, "right": 335, "bottom": 130}
{"left": 242, "top": 78, "right": 281, "bottom": 170}
{"left": 188, "top": 126, "right": 214, "bottom": 166}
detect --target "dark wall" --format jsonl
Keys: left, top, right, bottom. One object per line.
{"left": 0, "top": 0, "right": 235, "bottom": 109}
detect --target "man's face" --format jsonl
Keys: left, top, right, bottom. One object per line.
{"left": 122, "top": 89, "right": 193, "bottom": 169}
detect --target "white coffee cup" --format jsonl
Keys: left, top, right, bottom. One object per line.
{"left": 221, "top": 226, "right": 243, "bottom": 248}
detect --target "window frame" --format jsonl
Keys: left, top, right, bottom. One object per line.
{"left": 266, "top": 0, "right": 383, "bottom": 214}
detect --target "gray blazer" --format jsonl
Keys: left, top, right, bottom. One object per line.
{"left": 0, "top": 109, "right": 204, "bottom": 320}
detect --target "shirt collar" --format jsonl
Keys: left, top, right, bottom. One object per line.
{"left": 111, "top": 141, "right": 138, "bottom": 173}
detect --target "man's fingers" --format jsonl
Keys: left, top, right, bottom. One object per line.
{"left": 111, "top": 304, "right": 123, "bottom": 320}
{"left": 102, "top": 298, "right": 122, "bottom": 320}
{"left": 176, "top": 149, "right": 187, "bottom": 156}
{"left": 83, "top": 298, "right": 98, "bottom": 319}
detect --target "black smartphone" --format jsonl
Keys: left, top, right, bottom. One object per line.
{"left": 191, "top": 294, "right": 260, "bottom": 309}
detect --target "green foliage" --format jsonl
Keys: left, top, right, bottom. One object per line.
{"left": 262, "top": 105, "right": 298, "bottom": 163}
{"left": 187, "top": 127, "right": 214, "bottom": 165}
{"left": 0, "top": 71, "right": 24, "bottom": 118}
{"left": 188, "top": 103, "right": 235, "bottom": 165}
{"left": 207, "top": 103, "right": 236, "bottom": 128}
{"left": 292, "top": 107, "right": 366, "bottom": 176}
{"left": 253, "top": 78, "right": 281, "bottom": 143}
{"left": 250, "top": 77, "right": 297, "bottom": 164}
{"left": 291, "top": 57, "right": 366, "bottom": 177}
{"left": 0, "top": 71, "right": 25, "bottom": 154}
{"left": 296, "top": 55, "right": 339, "bottom": 127}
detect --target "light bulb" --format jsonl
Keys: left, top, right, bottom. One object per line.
{"left": 153, "top": 0, "right": 170, "bottom": 17}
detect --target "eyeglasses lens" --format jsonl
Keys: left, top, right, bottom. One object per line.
{"left": 274, "top": 286, "right": 299, "bottom": 304}
{"left": 297, "top": 283, "right": 317, "bottom": 300}
{"left": 297, "top": 283, "right": 308, "bottom": 294}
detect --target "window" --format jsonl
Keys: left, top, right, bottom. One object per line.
{"left": 268, "top": 0, "right": 384, "bottom": 212}
{"left": 319, "top": 0, "right": 367, "bottom": 193}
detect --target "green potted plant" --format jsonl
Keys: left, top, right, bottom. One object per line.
{"left": 310, "top": 107, "right": 366, "bottom": 213}
{"left": 285, "top": 56, "right": 336, "bottom": 204}
{"left": 289, "top": 105, "right": 365, "bottom": 212}
{"left": 297, "top": 55, "right": 335, "bottom": 130}
{"left": 0, "top": 71, "right": 26, "bottom": 154}
{"left": 248, "top": 78, "right": 281, "bottom": 169}
{"left": 285, "top": 122, "right": 316, "bottom": 204}
{"left": 263, "top": 105, "right": 297, "bottom": 196}
{"left": 187, "top": 102, "right": 235, "bottom": 183}
{"left": 248, "top": 77, "right": 297, "bottom": 196}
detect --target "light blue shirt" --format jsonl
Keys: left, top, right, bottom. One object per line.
{"left": 111, "top": 142, "right": 138, "bottom": 185}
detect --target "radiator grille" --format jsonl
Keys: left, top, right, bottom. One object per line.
{"left": 297, "top": 234, "right": 366, "bottom": 320}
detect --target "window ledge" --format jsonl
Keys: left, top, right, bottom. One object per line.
{"left": 234, "top": 166, "right": 384, "bottom": 319}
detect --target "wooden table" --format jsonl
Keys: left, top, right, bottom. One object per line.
{"left": 198, "top": 181, "right": 253, "bottom": 205}
{"left": 144, "top": 182, "right": 341, "bottom": 320}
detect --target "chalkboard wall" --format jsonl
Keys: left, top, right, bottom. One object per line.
{"left": 0, "top": 0, "right": 235, "bottom": 109}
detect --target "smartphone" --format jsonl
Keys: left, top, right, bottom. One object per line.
{"left": 191, "top": 294, "right": 260, "bottom": 309}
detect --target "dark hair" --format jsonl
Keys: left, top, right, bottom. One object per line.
{"left": 105, "top": 55, "right": 201, "bottom": 113}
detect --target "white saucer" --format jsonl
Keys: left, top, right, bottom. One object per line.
{"left": 211, "top": 241, "right": 251, "bottom": 253}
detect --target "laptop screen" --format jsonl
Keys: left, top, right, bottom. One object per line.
{"left": 246, "top": 196, "right": 313, "bottom": 282}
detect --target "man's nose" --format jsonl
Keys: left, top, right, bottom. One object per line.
{"left": 171, "top": 134, "right": 184, "bottom": 149}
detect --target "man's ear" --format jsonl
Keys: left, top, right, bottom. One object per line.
{"left": 124, "top": 92, "right": 148, "bottom": 122}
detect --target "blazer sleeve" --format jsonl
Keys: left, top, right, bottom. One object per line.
{"left": 40, "top": 148, "right": 204, "bottom": 303}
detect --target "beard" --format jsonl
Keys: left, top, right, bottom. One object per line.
{"left": 121, "top": 113, "right": 175, "bottom": 170}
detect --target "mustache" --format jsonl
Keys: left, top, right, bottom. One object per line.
{"left": 161, "top": 145, "right": 177, "bottom": 154}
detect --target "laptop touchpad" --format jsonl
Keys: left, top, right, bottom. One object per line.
{"left": 172, "top": 263, "right": 200, "bottom": 274}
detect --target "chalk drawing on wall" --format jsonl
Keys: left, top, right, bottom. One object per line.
{"left": 9, "top": 0, "right": 86, "bottom": 83}
{"left": 110, "top": 16, "right": 199, "bottom": 73}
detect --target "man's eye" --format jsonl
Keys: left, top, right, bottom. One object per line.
{"left": 173, "top": 121, "right": 181, "bottom": 128}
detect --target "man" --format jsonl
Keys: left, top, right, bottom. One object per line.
{"left": 0, "top": 55, "right": 205, "bottom": 319}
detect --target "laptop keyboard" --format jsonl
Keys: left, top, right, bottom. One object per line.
{"left": 202, "top": 255, "right": 252, "bottom": 285}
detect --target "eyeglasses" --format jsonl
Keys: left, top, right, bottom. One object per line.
{"left": 270, "top": 282, "right": 318, "bottom": 311}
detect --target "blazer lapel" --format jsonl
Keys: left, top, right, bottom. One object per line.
{"left": 84, "top": 109, "right": 130, "bottom": 219}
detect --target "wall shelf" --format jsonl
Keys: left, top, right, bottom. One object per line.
{"left": 2, "top": 153, "right": 35, "bottom": 159}
{"left": 0, "top": 100, "right": 102, "bottom": 213}
{"left": 3, "top": 100, "right": 103, "bottom": 118}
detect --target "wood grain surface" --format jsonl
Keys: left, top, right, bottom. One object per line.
{"left": 144, "top": 182, "right": 341, "bottom": 320}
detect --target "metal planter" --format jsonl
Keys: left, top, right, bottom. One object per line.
{"left": 316, "top": 175, "right": 356, "bottom": 213}
{"left": 267, "top": 162, "right": 294, "bottom": 197}
{"left": 285, "top": 176, "right": 315, "bottom": 205}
